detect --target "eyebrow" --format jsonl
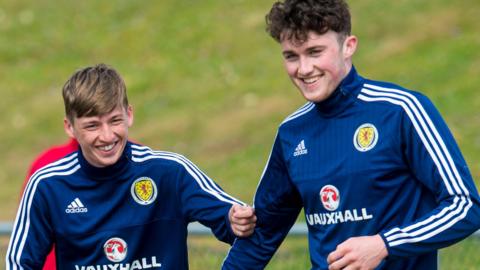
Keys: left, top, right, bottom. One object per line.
{"left": 282, "top": 45, "right": 327, "bottom": 55}
{"left": 306, "top": 45, "right": 326, "bottom": 51}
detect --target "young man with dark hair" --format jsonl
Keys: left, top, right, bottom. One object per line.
{"left": 222, "top": 0, "right": 480, "bottom": 269}
{"left": 7, "top": 64, "right": 256, "bottom": 270}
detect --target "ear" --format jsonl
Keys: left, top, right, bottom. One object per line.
{"left": 126, "top": 105, "right": 134, "bottom": 127}
{"left": 64, "top": 117, "right": 76, "bottom": 139}
{"left": 342, "top": 35, "right": 358, "bottom": 59}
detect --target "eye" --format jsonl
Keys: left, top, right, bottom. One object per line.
{"left": 283, "top": 53, "right": 298, "bottom": 62}
{"left": 83, "top": 123, "right": 98, "bottom": 130}
{"left": 308, "top": 49, "right": 322, "bottom": 57}
{"left": 111, "top": 118, "right": 124, "bottom": 125}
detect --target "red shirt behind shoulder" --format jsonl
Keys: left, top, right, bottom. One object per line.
{"left": 23, "top": 138, "right": 78, "bottom": 270}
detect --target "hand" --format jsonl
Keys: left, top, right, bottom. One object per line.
{"left": 327, "top": 234, "right": 388, "bottom": 270}
{"left": 229, "top": 204, "right": 257, "bottom": 237}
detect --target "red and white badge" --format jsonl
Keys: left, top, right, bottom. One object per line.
{"left": 104, "top": 237, "right": 128, "bottom": 262}
{"left": 320, "top": 185, "right": 340, "bottom": 211}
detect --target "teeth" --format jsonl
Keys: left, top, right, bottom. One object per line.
{"left": 303, "top": 77, "right": 318, "bottom": 84}
{"left": 99, "top": 144, "right": 114, "bottom": 151}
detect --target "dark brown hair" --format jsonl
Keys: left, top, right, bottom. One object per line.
{"left": 266, "top": 0, "right": 351, "bottom": 43}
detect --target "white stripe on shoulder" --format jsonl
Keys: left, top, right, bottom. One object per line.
{"left": 7, "top": 157, "right": 80, "bottom": 270}
{"left": 362, "top": 83, "right": 467, "bottom": 196}
{"left": 358, "top": 83, "right": 472, "bottom": 247}
{"left": 29, "top": 152, "right": 78, "bottom": 183}
{"left": 282, "top": 102, "right": 315, "bottom": 124}
{"left": 130, "top": 145, "right": 244, "bottom": 206}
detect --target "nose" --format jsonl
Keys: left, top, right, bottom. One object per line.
{"left": 99, "top": 124, "right": 115, "bottom": 142}
{"left": 297, "top": 56, "right": 313, "bottom": 76}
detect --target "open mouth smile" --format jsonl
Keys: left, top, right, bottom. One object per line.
{"left": 98, "top": 143, "right": 116, "bottom": 152}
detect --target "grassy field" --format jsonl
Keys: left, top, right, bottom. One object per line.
{"left": 1, "top": 0, "right": 479, "bottom": 268}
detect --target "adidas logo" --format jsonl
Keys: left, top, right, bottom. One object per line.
{"left": 293, "top": 140, "right": 308, "bottom": 157}
{"left": 65, "top": 198, "right": 88, "bottom": 214}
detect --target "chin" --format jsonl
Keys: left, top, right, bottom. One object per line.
{"left": 95, "top": 156, "right": 119, "bottom": 167}
{"left": 303, "top": 93, "right": 327, "bottom": 103}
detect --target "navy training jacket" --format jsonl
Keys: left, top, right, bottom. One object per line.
{"left": 223, "top": 66, "right": 480, "bottom": 269}
{"left": 7, "top": 142, "right": 244, "bottom": 270}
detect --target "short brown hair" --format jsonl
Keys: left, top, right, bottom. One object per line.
{"left": 266, "top": 0, "right": 351, "bottom": 43}
{"left": 62, "top": 63, "right": 129, "bottom": 122}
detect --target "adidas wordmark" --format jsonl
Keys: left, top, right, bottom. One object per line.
{"left": 65, "top": 198, "right": 88, "bottom": 214}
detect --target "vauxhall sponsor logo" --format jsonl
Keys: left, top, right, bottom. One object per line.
{"left": 306, "top": 185, "right": 373, "bottom": 226}
{"left": 75, "top": 237, "right": 162, "bottom": 270}
{"left": 74, "top": 257, "right": 162, "bottom": 270}
{"left": 306, "top": 208, "right": 373, "bottom": 226}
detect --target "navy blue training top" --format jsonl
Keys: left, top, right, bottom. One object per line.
{"left": 223, "top": 66, "right": 480, "bottom": 270}
{"left": 8, "top": 142, "right": 244, "bottom": 270}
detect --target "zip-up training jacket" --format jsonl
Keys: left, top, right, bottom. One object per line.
{"left": 7, "top": 142, "right": 244, "bottom": 270}
{"left": 223, "top": 66, "right": 480, "bottom": 270}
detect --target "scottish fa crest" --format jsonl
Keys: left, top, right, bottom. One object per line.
{"left": 131, "top": 177, "right": 157, "bottom": 205}
{"left": 353, "top": 123, "right": 378, "bottom": 152}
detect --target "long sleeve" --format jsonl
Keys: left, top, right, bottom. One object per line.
{"left": 177, "top": 154, "right": 245, "bottom": 245}
{"left": 7, "top": 176, "right": 54, "bottom": 270}
{"left": 223, "top": 133, "right": 303, "bottom": 269}
{"left": 379, "top": 92, "right": 480, "bottom": 257}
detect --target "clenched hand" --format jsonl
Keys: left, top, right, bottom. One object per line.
{"left": 229, "top": 204, "right": 257, "bottom": 237}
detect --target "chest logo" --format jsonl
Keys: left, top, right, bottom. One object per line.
{"left": 131, "top": 177, "right": 158, "bottom": 205}
{"left": 104, "top": 237, "right": 128, "bottom": 262}
{"left": 353, "top": 123, "right": 378, "bottom": 152}
{"left": 293, "top": 140, "right": 308, "bottom": 157}
{"left": 320, "top": 185, "right": 340, "bottom": 211}
{"left": 65, "top": 197, "right": 88, "bottom": 214}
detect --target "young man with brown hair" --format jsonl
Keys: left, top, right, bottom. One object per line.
{"left": 7, "top": 63, "right": 256, "bottom": 270}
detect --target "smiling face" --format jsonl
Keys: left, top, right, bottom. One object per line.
{"left": 281, "top": 30, "right": 357, "bottom": 103}
{"left": 64, "top": 105, "right": 133, "bottom": 168}
{"left": 61, "top": 64, "right": 131, "bottom": 167}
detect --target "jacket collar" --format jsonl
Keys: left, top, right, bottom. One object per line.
{"left": 78, "top": 141, "right": 132, "bottom": 181}
{"left": 315, "top": 65, "right": 364, "bottom": 117}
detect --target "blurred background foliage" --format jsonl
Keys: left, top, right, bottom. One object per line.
{"left": 0, "top": 0, "right": 479, "bottom": 268}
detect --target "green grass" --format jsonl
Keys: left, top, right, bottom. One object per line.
{"left": 1, "top": 0, "right": 479, "bottom": 268}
